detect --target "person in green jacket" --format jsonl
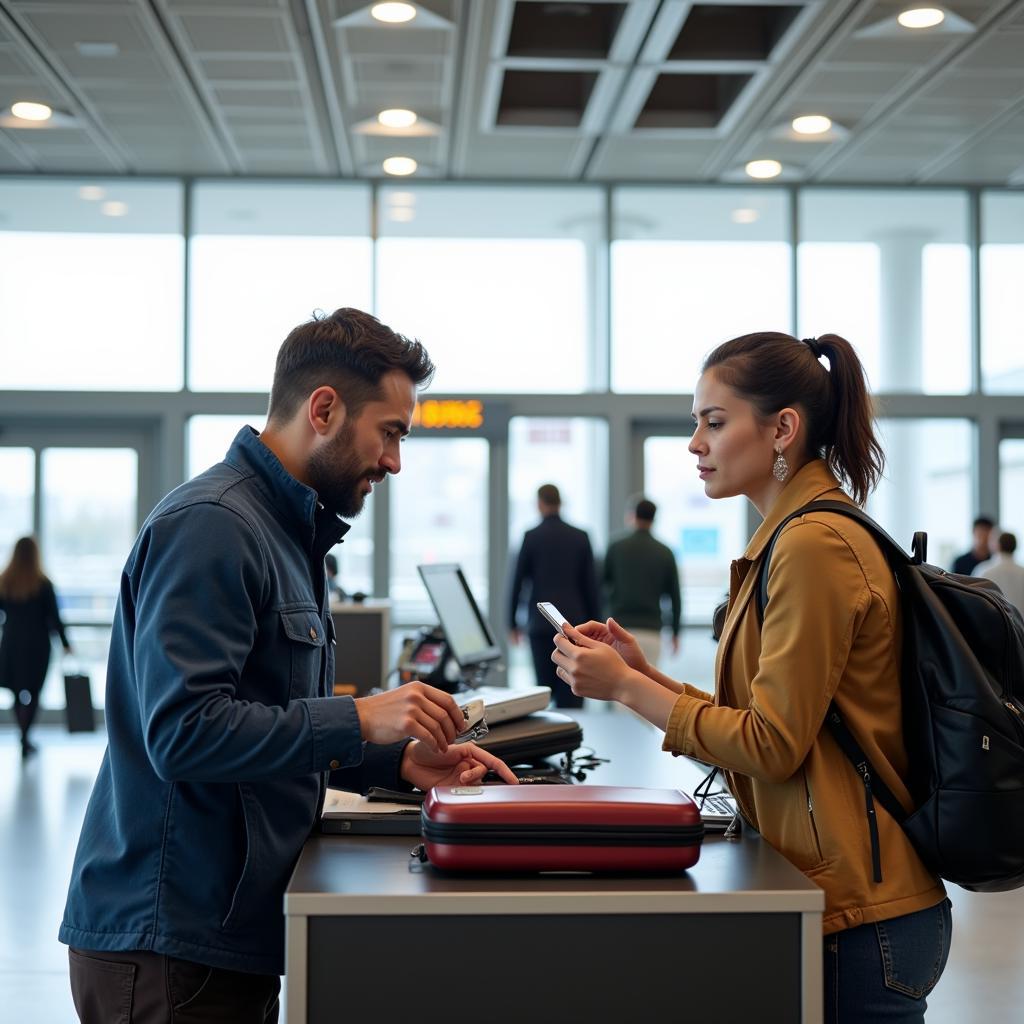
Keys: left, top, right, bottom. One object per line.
{"left": 601, "top": 498, "right": 681, "bottom": 668}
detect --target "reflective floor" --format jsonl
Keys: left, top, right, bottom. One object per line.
{"left": 3, "top": 628, "right": 1022, "bottom": 1022}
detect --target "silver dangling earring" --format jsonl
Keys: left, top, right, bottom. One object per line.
{"left": 772, "top": 446, "right": 789, "bottom": 483}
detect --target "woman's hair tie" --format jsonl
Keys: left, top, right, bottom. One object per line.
{"left": 801, "top": 337, "right": 823, "bottom": 360}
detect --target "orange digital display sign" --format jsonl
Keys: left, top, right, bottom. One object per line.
{"left": 412, "top": 399, "right": 484, "bottom": 430}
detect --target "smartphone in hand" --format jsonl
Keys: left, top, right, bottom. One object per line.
{"left": 536, "top": 602, "right": 577, "bottom": 644}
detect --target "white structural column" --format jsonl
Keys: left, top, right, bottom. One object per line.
{"left": 875, "top": 229, "right": 929, "bottom": 547}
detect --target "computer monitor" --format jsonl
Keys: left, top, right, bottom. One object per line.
{"left": 417, "top": 563, "right": 502, "bottom": 671}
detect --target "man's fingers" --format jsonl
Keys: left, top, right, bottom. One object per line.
{"left": 468, "top": 745, "right": 519, "bottom": 784}
{"left": 412, "top": 709, "right": 448, "bottom": 753}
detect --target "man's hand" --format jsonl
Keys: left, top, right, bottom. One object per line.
{"left": 400, "top": 740, "right": 520, "bottom": 790}
{"left": 354, "top": 682, "right": 465, "bottom": 753}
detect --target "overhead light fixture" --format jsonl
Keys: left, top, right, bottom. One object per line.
{"left": 11, "top": 101, "right": 52, "bottom": 122}
{"left": 382, "top": 156, "right": 417, "bottom": 176}
{"left": 75, "top": 41, "right": 120, "bottom": 58}
{"left": 792, "top": 114, "right": 832, "bottom": 136}
{"left": 745, "top": 159, "right": 782, "bottom": 180}
{"left": 101, "top": 200, "right": 128, "bottom": 217}
{"left": 378, "top": 108, "right": 418, "bottom": 129}
{"left": 371, "top": 2, "right": 416, "bottom": 23}
{"left": 78, "top": 185, "right": 106, "bottom": 201}
{"left": 731, "top": 208, "right": 760, "bottom": 224}
{"left": 387, "top": 190, "right": 417, "bottom": 206}
{"left": 897, "top": 7, "right": 945, "bottom": 29}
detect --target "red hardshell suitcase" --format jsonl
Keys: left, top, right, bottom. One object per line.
{"left": 421, "top": 785, "right": 704, "bottom": 872}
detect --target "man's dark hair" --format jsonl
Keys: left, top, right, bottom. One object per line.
{"left": 267, "top": 308, "right": 434, "bottom": 424}
{"left": 974, "top": 516, "right": 996, "bottom": 530}
{"left": 324, "top": 553, "right": 339, "bottom": 576}
{"left": 998, "top": 531, "right": 1018, "bottom": 555}
{"left": 537, "top": 483, "right": 561, "bottom": 507}
{"left": 634, "top": 498, "right": 657, "bottom": 523}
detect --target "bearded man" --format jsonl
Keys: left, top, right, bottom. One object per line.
{"left": 60, "top": 308, "right": 515, "bottom": 1022}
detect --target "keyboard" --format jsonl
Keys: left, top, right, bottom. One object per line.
{"left": 698, "top": 792, "right": 738, "bottom": 829}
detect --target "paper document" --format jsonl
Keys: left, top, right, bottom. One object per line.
{"left": 323, "top": 788, "right": 420, "bottom": 816}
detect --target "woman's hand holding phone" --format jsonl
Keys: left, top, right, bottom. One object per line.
{"left": 574, "top": 618, "right": 650, "bottom": 674}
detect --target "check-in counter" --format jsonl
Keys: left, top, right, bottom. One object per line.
{"left": 286, "top": 707, "right": 824, "bottom": 1023}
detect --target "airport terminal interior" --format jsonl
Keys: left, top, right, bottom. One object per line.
{"left": 2, "top": 0, "right": 1024, "bottom": 1020}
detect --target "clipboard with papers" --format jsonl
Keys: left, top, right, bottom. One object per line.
{"left": 321, "top": 788, "right": 423, "bottom": 835}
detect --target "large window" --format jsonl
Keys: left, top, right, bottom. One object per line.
{"left": 1000, "top": 439, "right": 1024, "bottom": 537}
{"left": 799, "top": 191, "right": 971, "bottom": 394}
{"left": 981, "top": 193, "right": 1024, "bottom": 394}
{"left": 0, "top": 179, "right": 184, "bottom": 390}
{"left": 611, "top": 188, "right": 791, "bottom": 393}
{"left": 508, "top": 418, "right": 609, "bottom": 560}
{"left": 0, "top": 448, "right": 34, "bottom": 557}
{"left": 868, "top": 419, "right": 974, "bottom": 572}
{"left": 188, "top": 183, "right": 373, "bottom": 392}
{"left": 643, "top": 437, "right": 748, "bottom": 625}
{"left": 375, "top": 186, "right": 603, "bottom": 393}
{"left": 389, "top": 438, "right": 489, "bottom": 623}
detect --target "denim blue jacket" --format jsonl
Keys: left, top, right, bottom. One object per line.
{"left": 60, "top": 427, "right": 406, "bottom": 976}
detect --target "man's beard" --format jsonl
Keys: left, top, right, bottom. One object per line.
{"left": 306, "top": 422, "right": 382, "bottom": 518}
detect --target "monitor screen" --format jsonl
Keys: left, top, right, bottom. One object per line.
{"left": 417, "top": 563, "right": 501, "bottom": 669}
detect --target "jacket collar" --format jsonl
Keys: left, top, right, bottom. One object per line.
{"left": 742, "top": 459, "right": 850, "bottom": 563}
{"left": 225, "top": 427, "right": 351, "bottom": 554}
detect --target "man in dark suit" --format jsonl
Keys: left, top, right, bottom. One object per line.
{"left": 508, "top": 484, "right": 600, "bottom": 708}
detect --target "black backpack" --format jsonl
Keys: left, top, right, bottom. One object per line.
{"left": 756, "top": 500, "right": 1024, "bottom": 892}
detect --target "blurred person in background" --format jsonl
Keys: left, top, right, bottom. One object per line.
{"left": 508, "top": 483, "right": 600, "bottom": 708}
{"left": 0, "top": 536, "right": 72, "bottom": 759}
{"left": 602, "top": 496, "right": 682, "bottom": 669}
{"left": 974, "top": 530, "right": 1024, "bottom": 616}
{"left": 952, "top": 515, "right": 995, "bottom": 576}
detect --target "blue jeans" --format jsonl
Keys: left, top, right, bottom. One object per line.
{"left": 824, "top": 899, "right": 952, "bottom": 1023}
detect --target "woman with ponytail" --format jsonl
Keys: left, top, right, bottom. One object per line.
{"left": 552, "top": 332, "right": 952, "bottom": 1023}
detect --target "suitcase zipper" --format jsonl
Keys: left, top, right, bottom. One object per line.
{"left": 421, "top": 821, "right": 705, "bottom": 846}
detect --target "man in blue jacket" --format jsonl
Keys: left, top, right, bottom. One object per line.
{"left": 60, "top": 308, "right": 515, "bottom": 1022}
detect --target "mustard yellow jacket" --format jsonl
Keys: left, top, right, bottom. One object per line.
{"left": 663, "top": 459, "right": 946, "bottom": 933}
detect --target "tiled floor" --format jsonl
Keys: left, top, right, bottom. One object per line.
{"left": 3, "top": 628, "right": 1022, "bottom": 1022}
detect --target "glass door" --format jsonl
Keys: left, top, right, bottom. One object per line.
{"left": 642, "top": 435, "right": 749, "bottom": 627}
{"left": 0, "top": 432, "right": 145, "bottom": 710}
{"left": 389, "top": 436, "right": 490, "bottom": 623}
{"left": 1000, "top": 434, "right": 1024, "bottom": 539}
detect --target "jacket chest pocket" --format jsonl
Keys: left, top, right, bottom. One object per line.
{"left": 279, "top": 607, "right": 325, "bottom": 699}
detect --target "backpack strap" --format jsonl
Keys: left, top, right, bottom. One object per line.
{"left": 753, "top": 499, "right": 914, "bottom": 882}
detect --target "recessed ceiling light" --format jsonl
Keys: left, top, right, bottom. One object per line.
{"left": 75, "top": 41, "right": 120, "bottom": 58}
{"left": 745, "top": 159, "right": 782, "bottom": 180}
{"left": 11, "top": 101, "right": 52, "bottom": 122}
{"left": 388, "top": 190, "right": 417, "bottom": 207}
{"left": 792, "top": 114, "right": 832, "bottom": 135}
{"left": 382, "top": 156, "right": 417, "bottom": 176}
{"left": 731, "top": 208, "right": 760, "bottom": 224}
{"left": 378, "top": 108, "right": 418, "bottom": 129}
{"left": 371, "top": 2, "right": 416, "bottom": 23}
{"left": 897, "top": 7, "right": 945, "bottom": 29}
{"left": 101, "top": 200, "right": 128, "bottom": 217}
{"left": 78, "top": 185, "right": 106, "bottom": 201}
